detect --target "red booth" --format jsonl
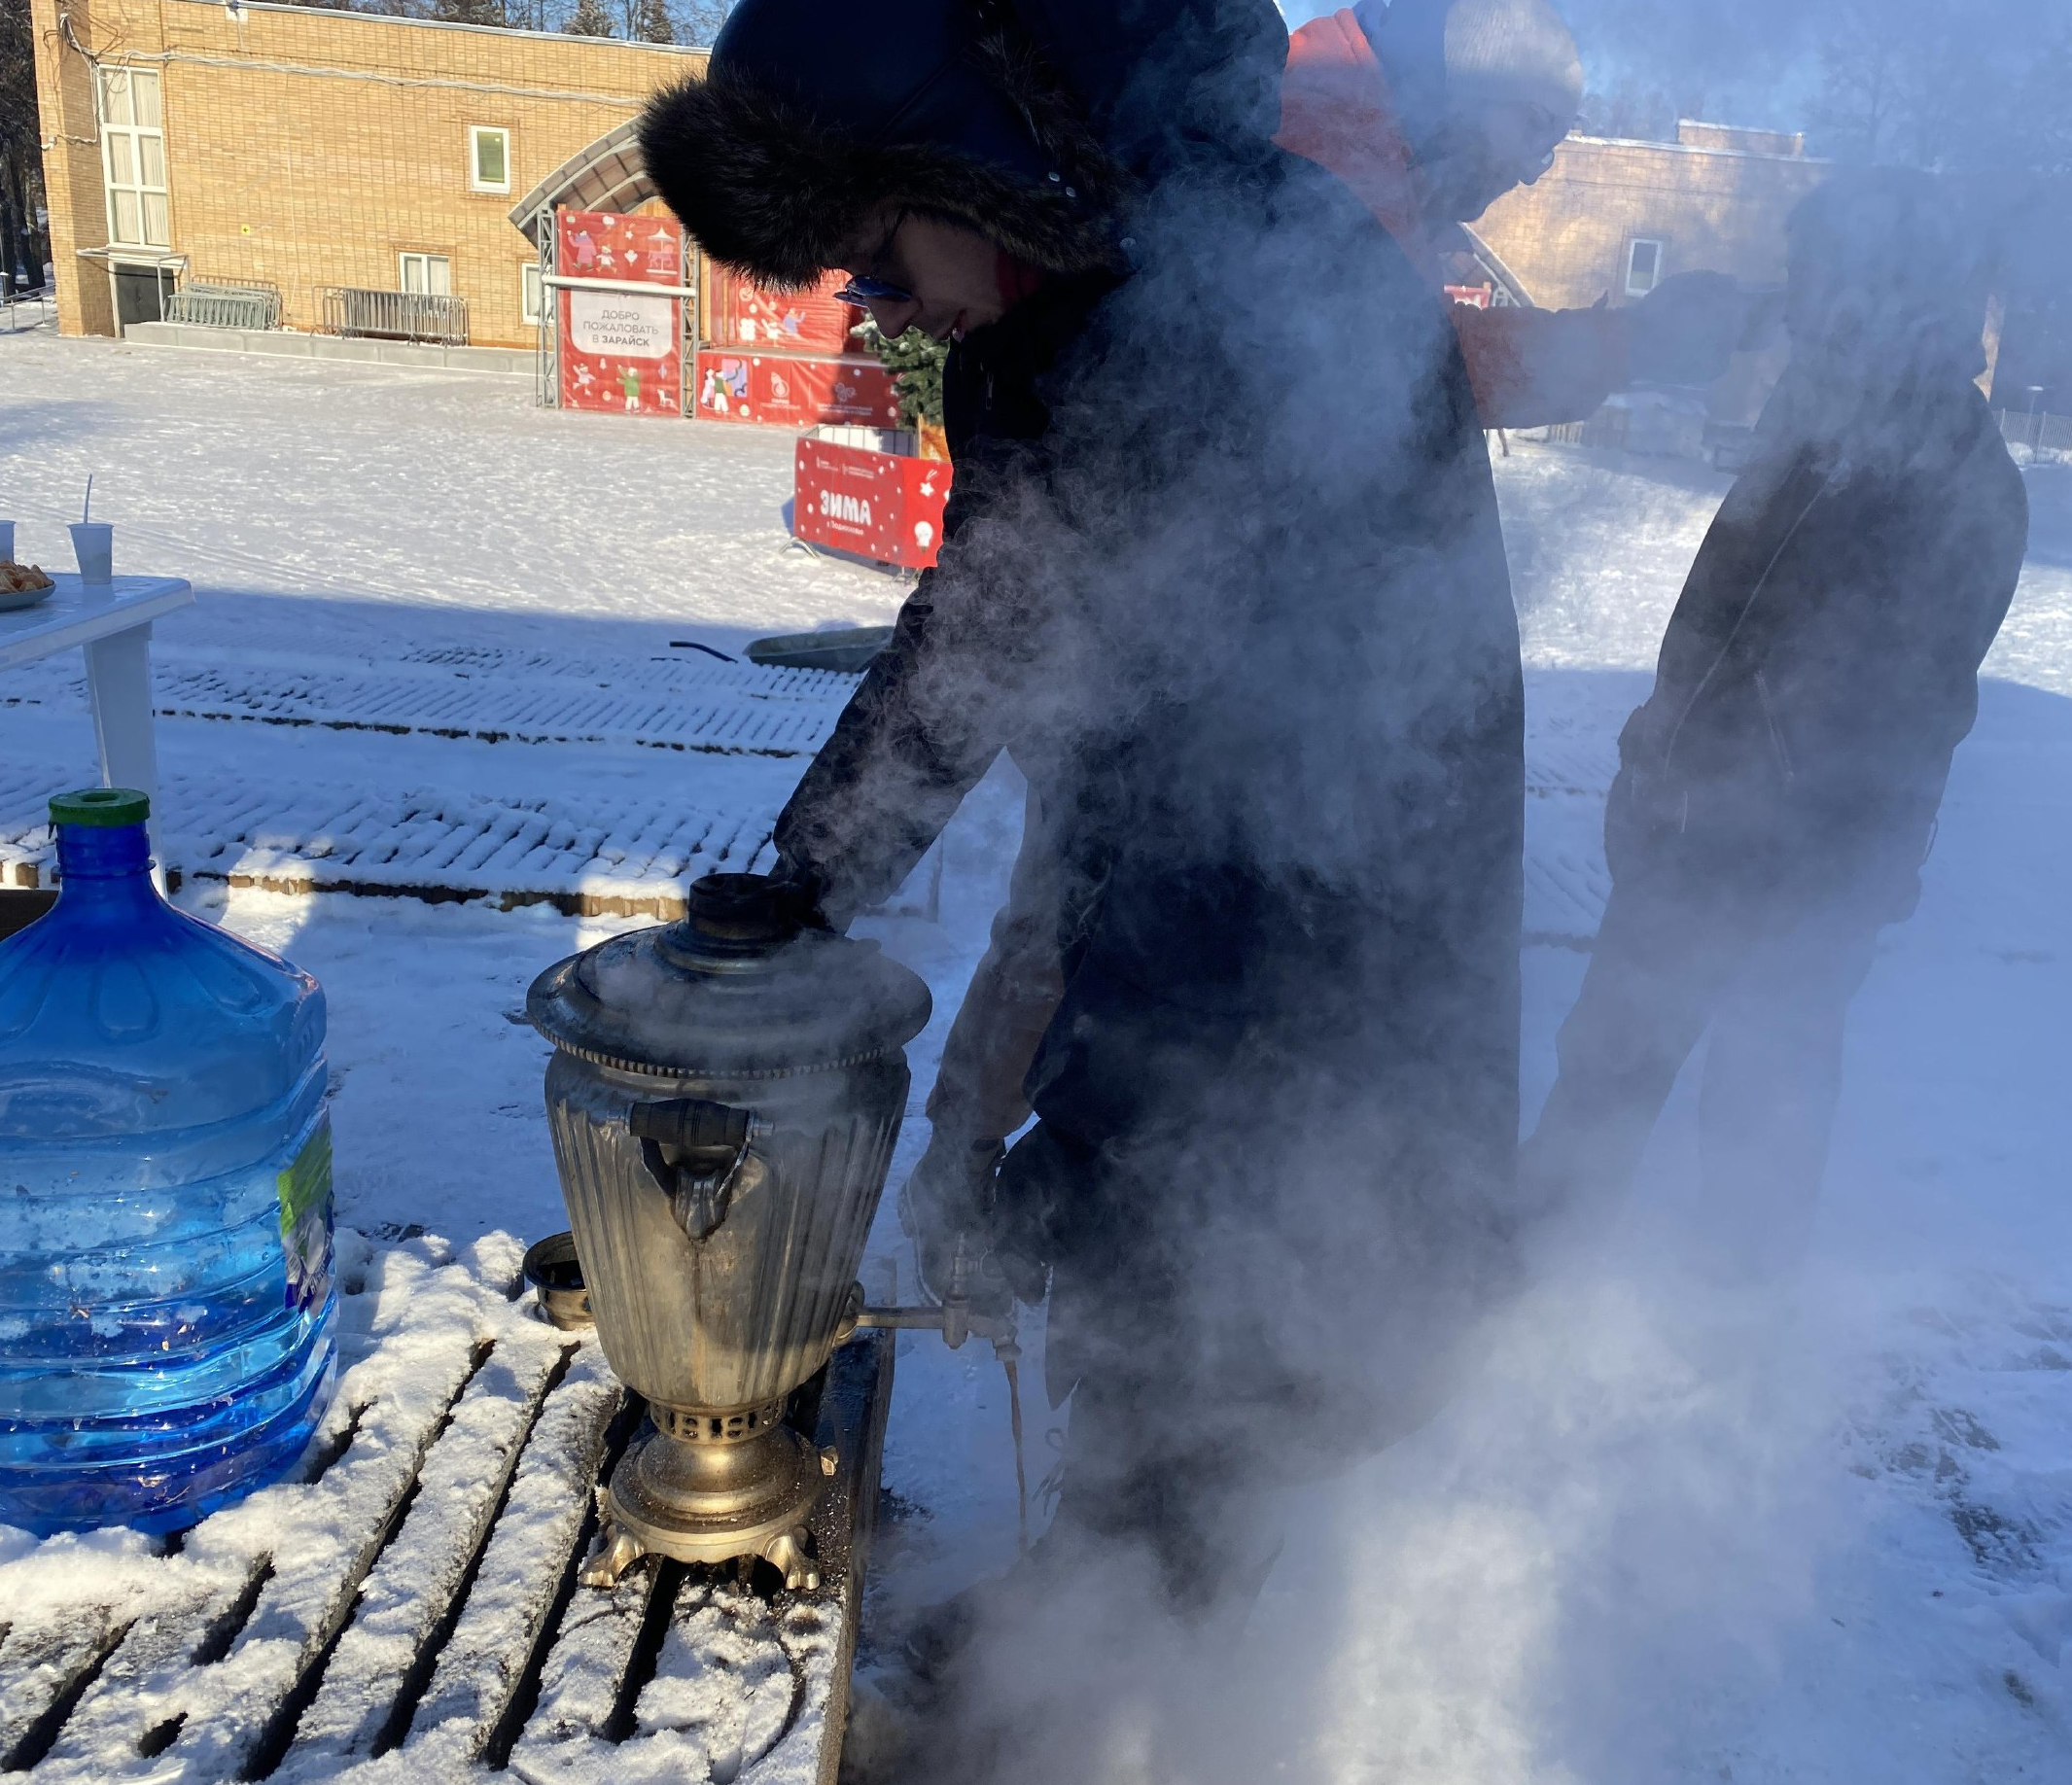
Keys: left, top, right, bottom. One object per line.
{"left": 695, "top": 269, "right": 900, "bottom": 428}
{"left": 686, "top": 265, "right": 946, "bottom": 568}
{"left": 792, "top": 437, "right": 949, "bottom": 570}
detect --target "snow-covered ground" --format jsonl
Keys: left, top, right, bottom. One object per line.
{"left": 4, "top": 329, "right": 2071, "bottom": 1779}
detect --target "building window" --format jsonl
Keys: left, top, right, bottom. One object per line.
{"left": 521, "top": 262, "right": 543, "bottom": 326}
{"left": 400, "top": 253, "right": 452, "bottom": 296}
{"left": 469, "top": 126, "right": 510, "bottom": 193}
{"left": 1625, "top": 237, "right": 1664, "bottom": 298}
{"left": 98, "top": 67, "right": 169, "bottom": 249}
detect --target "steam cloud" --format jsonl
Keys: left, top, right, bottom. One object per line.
{"left": 838, "top": 5, "right": 2067, "bottom": 1782}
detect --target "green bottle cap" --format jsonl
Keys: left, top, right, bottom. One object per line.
{"left": 49, "top": 788, "right": 151, "bottom": 827}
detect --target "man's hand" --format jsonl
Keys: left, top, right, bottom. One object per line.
{"left": 1627, "top": 271, "right": 1753, "bottom": 388}
{"left": 899, "top": 1135, "right": 1015, "bottom": 1322}
{"left": 765, "top": 856, "right": 838, "bottom": 932}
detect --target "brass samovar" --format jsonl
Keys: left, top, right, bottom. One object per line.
{"left": 527, "top": 873, "right": 931, "bottom": 1589}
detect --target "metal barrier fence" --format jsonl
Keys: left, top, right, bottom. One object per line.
{"left": 1, "top": 287, "right": 52, "bottom": 333}
{"left": 1999, "top": 407, "right": 2072, "bottom": 455}
{"left": 164, "top": 279, "right": 281, "bottom": 331}
{"left": 317, "top": 286, "right": 470, "bottom": 347}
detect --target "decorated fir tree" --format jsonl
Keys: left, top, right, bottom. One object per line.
{"left": 852, "top": 317, "right": 946, "bottom": 432}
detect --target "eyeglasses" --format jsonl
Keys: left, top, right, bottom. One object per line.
{"left": 834, "top": 211, "right": 913, "bottom": 309}
{"left": 834, "top": 273, "right": 916, "bottom": 308}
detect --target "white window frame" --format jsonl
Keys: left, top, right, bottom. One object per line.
{"left": 1624, "top": 237, "right": 1665, "bottom": 298}
{"left": 520, "top": 262, "right": 543, "bottom": 326}
{"left": 97, "top": 66, "right": 170, "bottom": 250}
{"left": 468, "top": 125, "right": 511, "bottom": 194}
{"left": 399, "top": 252, "right": 452, "bottom": 296}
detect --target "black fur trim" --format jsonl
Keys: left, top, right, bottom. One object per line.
{"left": 637, "top": 61, "right": 1125, "bottom": 291}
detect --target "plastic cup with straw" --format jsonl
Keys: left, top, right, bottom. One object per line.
{"left": 70, "top": 476, "right": 112, "bottom": 586}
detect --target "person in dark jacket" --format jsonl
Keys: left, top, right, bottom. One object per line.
{"left": 1522, "top": 170, "right": 2029, "bottom": 1282}
{"left": 640, "top": 0, "right": 1524, "bottom": 1629}
{"left": 902, "top": 0, "right": 1755, "bottom": 1312}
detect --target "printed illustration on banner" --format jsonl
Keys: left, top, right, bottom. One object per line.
{"left": 556, "top": 206, "right": 685, "bottom": 417}
{"left": 709, "top": 267, "right": 860, "bottom": 357}
{"left": 696, "top": 351, "right": 900, "bottom": 429}
{"left": 700, "top": 357, "right": 751, "bottom": 418}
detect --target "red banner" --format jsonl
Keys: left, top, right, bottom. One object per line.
{"left": 793, "top": 438, "right": 950, "bottom": 569}
{"left": 707, "top": 268, "right": 860, "bottom": 358}
{"left": 694, "top": 351, "right": 901, "bottom": 429}
{"left": 557, "top": 208, "right": 684, "bottom": 416}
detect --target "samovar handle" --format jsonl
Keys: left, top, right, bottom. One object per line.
{"left": 628, "top": 1098, "right": 771, "bottom": 1241}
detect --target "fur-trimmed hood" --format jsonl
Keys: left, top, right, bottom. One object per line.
{"left": 637, "top": 0, "right": 1286, "bottom": 290}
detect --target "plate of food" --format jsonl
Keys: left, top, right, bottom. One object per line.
{"left": 0, "top": 562, "right": 56, "bottom": 612}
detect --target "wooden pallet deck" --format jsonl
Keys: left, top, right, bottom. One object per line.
{"left": 0, "top": 762, "right": 781, "bottom": 920}
{"left": 0, "top": 633, "right": 1631, "bottom": 941}
{"left": 0, "top": 1234, "right": 893, "bottom": 1785}
{"left": 1, "top": 644, "right": 855, "bottom": 760}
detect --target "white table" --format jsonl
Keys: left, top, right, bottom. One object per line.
{"left": 0, "top": 574, "right": 193, "bottom": 801}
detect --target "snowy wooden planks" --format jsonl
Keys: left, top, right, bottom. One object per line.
{"left": 0, "top": 641, "right": 851, "bottom": 759}
{"left": 0, "top": 1232, "right": 893, "bottom": 1785}
{"left": 0, "top": 763, "right": 777, "bottom": 917}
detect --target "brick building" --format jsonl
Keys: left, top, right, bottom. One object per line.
{"left": 28, "top": 2, "right": 1832, "bottom": 354}
{"left": 1472, "top": 122, "right": 1827, "bottom": 313}
{"left": 32, "top": 6, "right": 1848, "bottom": 422}
{"left": 1465, "top": 122, "right": 1832, "bottom": 431}
{"left": 28, "top": 0, "right": 703, "bottom": 346}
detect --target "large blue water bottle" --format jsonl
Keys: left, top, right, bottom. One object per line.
{"left": 0, "top": 788, "right": 335, "bottom": 1534}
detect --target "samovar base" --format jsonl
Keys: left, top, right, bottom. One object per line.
{"left": 581, "top": 1402, "right": 835, "bottom": 1591}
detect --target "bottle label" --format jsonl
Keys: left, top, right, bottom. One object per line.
{"left": 278, "top": 1114, "right": 335, "bottom": 1314}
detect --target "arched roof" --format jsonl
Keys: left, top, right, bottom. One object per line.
{"left": 508, "top": 120, "right": 657, "bottom": 246}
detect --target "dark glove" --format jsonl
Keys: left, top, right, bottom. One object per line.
{"left": 764, "top": 855, "right": 837, "bottom": 933}
{"left": 898, "top": 1133, "right": 1045, "bottom": 1317}
{"left": 1626, "top": 271, "right": 1751, "bottom": 387}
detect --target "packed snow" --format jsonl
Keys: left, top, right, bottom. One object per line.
{"left": 3, "top": 326, "right": 2071, "bottom": 1780}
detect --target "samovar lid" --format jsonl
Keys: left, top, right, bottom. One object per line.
{"left": 525, "top": 873, "right": 932, "bottom": 1078}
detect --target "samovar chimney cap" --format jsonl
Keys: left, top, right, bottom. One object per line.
{"left": 685, "top": 873, "right": 797, "bottom": 946}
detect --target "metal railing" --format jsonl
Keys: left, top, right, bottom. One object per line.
{"left": 164, "top": 279, "right": 281, "bottom": 331}
{"left": 317, "top": 286, "right": 470, "bottom": 347}
{"left": 1999, "top": 407, "right": 2072, "bottom": 455}
{"left": 2, "top": 286, "right": 51, "bottom": 334}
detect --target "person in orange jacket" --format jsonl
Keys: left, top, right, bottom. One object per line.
{"left": 902, "top": 0, "right": 1754, "bottom": 1321}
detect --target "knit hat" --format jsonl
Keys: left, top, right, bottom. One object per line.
{"left": 1366, "top": 0, "right": 1583, "bottom": 124}
{"left": 638, "top": 0, "right": 1122, "bottom": 290}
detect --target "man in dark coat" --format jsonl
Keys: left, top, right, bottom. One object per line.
{"left": 1523, "top": 170, "right": 2029, "bottom": 1282}
{"left": 639, "top": 0, "right": 1525, "bottom": 1618}
{"left": 903, "top": 0, "right": 1754, "bottom": 1312}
